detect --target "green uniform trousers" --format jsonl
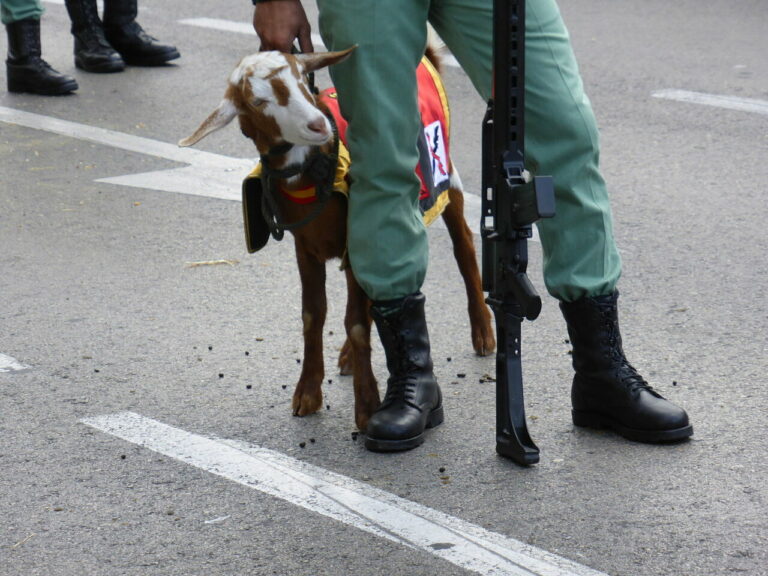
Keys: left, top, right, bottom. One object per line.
{"left": 317, "top": 0, "right": 622, "bottom": 303}
{"left": 1, "top": 0, "right": 43, "bottom": 25}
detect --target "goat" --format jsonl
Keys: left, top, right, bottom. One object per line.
{"left": 179, "top": 47, "right": 495, "bottom": 432}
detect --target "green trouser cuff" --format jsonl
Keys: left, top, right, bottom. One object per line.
{"left": 1, "top": 0, "right": 43, "bottom": 25}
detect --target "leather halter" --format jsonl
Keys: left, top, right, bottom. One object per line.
{"left": 257, "top": 112, "right": 340, "bottom": 241}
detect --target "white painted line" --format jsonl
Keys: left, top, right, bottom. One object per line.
{"left": 178, "top": 17, "right": 461, "bottom": 68}
{"left": 82, "top": 412, "right": 606, "bottom": 576}
{"left": 0, "top": 353, "right": 30, "bottom": 373}
{"left": 179, "top": 16, "right": 324, "bottom": 49}
{"left": 0, "top": 106, "right": 248, "bottom": 168}
{"left": 42, "top": 0, "right": 98, "bottom": 5}
{"left": 0, "top": 106, "right": 252, "bottom": 201}
{"left": 0, "top": 106, "right": 494, "bottom": 236}
{"left": 179, "top": 17, "right": 261, "bottom": 37}
{"left": 42, "top": 0, "right": 147, "bottom": 12}
{"left": 652, "top": 89, "right": 768, "bottom": 117}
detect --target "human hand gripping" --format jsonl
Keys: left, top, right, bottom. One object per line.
{"left": 252, "top": 0, "right": 314, "bottom": 53}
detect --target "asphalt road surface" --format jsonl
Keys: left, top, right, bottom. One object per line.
{"left": 1, "top": 1, "right": 766, "bottom": 575}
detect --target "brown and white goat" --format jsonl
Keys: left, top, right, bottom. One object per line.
{"left": 179, "top": 47, "right": 495, "bottom": 431}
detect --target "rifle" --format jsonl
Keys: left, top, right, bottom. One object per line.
{"left": 482, "top": 0, "right": 555, "bottom": 465}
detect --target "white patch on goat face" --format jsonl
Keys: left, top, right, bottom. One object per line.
{"left": 230, "top": 52, "right": 285, "bottom": 85}
{"left": 234, "top": 52, "right": 332, "bottom": 147}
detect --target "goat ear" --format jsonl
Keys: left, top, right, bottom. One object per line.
{"left": 297, "top": 45, "right": 356, "bottom": 73}
{"left": 178, "top": 99, "right": 239, "bottom": 147}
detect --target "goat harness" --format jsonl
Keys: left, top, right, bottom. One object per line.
{"left": 242, "top": 56, "right": 452, "bottom": 253}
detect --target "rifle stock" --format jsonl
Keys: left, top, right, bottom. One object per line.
{"left": 481, "top": 0, "right": 555, "bottom": 465}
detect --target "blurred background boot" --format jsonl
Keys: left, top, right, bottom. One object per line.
{"left": 64, "top": 0, "right": 125, "bottom": 73}
{"left": 5, "top": 18, "right": 78, "bottom": 95}
{"left": 103, "top": 0, "right": 179, "bottom": 66}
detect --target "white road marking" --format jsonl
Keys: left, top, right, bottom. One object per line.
{"left": 0, "top": 106, "right": 252, "bottom": 201}
{"left": 0, "top": 353, "right": 30, "bottom": 373}
{"left": 0, "top": 106, "right": 485, "bottom": 234}
{"left": 42, "top": 0, "right": 99, "bottom": 6}
{"left": 179, "top": 16, "right": 278, "bottom": 38}
{"left": 652, "top": 90, "right": 768, "bottom": 117}
{"left": 178, "top": 17, "right": 462, "bottom": 68}
{"left": 42, "top": 0, "right": 149, "bottom": 11}
{"left": 82, "top": 411, "right": 608, "bottom": 576}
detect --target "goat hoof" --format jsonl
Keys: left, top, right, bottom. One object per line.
{"left": 338, "top": 360, "right": 353, "bottom": 376}
{"left": 473, "top": 329, "right": 497, "bottom": 357}
{"left": 292, "top": 391, "right": 323, "bottom": 416}
{"left": 354, "top": 394, "right": 380, "bottom": 432}
{"left": 337, "top": 339, "right": 354, "bottom": 375}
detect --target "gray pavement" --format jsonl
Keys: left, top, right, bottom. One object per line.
{"left": 1, "top": 1, "right": 766, "bottom": 575}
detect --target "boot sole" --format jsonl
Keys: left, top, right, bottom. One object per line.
{"left": 7, "top": 78, "right": 78, "bottom": 95}
{"left": 120, "top": 49, "right": 180, "bottom": 67}
{"left": 572, "top": 410, "right": 693, "bottom": 443}
{"left": 364, "top": 405, "right": 444, "bottom": 452}
{"left": 75, "top": 57, "right": 125, "bottom": 73}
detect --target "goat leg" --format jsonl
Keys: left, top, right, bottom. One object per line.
{"left": 337, "top": 337, "right": 354, "bottom": 376}
{"left": 442, "top": 186, "right": 496, "bottom": 356}
{"left": 292, "top": 243, "right": 327, "bottom": 417}
{"left": 343, "top": 268, "right": 380, "bottom": 431}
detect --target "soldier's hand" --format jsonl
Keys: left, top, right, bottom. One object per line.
{"left": 252, "top": 0, "right": 314, "bottom": 53}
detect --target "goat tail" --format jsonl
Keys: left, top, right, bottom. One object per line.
{"left": 425, "top": 26, "right": 446, "bottom": 74}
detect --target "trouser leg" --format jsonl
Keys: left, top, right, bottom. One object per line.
{"left": 430, "top": 0, "right": 691, "bottom": 441}
{"left": 430, "top": 0, "right": 622, "bottom": 302}
{"left": 317, "top": 1, "right": 443, "bottom": 452}
{"left": 1, "top": 0, "right": 43, "bottom": 25}
{"left": 317, "top": 0, "right": 430, "bottom": 302}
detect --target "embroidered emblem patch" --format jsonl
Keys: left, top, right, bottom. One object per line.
{"left": 424, "top": 120, "right": 449, "bottom": 189}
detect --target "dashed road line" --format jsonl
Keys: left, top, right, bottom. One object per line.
{"left": 82, "top": 411, "right": 608, "bottom": 576}
{"left": 652, "top": 89, "right": 768, "bottom": 117}
{"left": 178, "top": 17, "right": 462, "bottom": 68}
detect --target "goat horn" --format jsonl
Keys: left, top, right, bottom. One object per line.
{"left": 178, "top": 99, "right": 238, "bottom": 147}
{"left": 296, "top": 45, "right": 356, "bottom": 73}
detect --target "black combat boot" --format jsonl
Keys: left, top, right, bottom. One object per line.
{"left": 560, "top": 290, "right": 693, "bottom": 443}
{"left": 64, "top": 0, "right": 125, "bottom": 73}
{"left": 5, "top": 19, "right": 78, "bottom": 95}
{"left": 366, "top": 292, "right": 443, "bottom": 452}
{"left": 103, "top": 0, "right": 179, "bottom": 66}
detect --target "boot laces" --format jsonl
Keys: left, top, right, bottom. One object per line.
{"left": 379, "top": 321, "right": 420, "bottom": 410}
{"left": 120, "top": 21, "right": 157, "bottom": 43}
{"left": 620, "top": 363, "right": 655, "bottom": 395}
{"left": 601, "top": 307, "right": 656, "bottom": 396}
{"left": 381, "top": 376, "right": 418, "bottom": 409}
{"left": 16, "top": 24, "right": 42, "bottom": 58}
{"left": 75, "top": 11, "right": 113, "bottom": 50}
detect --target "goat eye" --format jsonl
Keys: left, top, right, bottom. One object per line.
{"left": 251, "top": 98, "right": 267, "bottom": 108}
